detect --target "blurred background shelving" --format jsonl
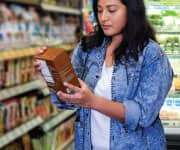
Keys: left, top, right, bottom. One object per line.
{"left": 145, "top": 0, "right": 180, "bottom": 149}
{"left": 0, "top": 0, "right": 82, "bottom": 149}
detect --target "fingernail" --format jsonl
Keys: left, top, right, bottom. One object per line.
{"left": 57, "top": 91, "right": 62, "bottom": 95}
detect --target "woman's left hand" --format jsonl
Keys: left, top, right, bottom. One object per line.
{"left": 57, "top": 78, "right": 96, "bottom": 108}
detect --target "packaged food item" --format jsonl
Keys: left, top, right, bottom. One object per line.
{"left": 35, "top": 47, "right": 79, "bottom": 93}
{"left": 173, "top": 77, "right": 180, "bottom": 90}
{"left": 22, "top": 134, "right": 31, "bottom": 150}
{"left": 0, "top": 106, "right": 4, "bottom": 136}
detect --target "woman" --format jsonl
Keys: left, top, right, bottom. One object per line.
{"left": 34, "top": 0, "right": 173, "bottom": 149}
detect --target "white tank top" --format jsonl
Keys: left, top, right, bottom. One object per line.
{"left": 91, "top": 62, "right": 113, "bottom": 150}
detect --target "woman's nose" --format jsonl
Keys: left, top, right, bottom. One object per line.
{"left": 101, "top": 11, "right": 108, "bottom": 21}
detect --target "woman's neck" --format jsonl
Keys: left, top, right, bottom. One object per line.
{"left": 105, "top": 34, "right": 123, "bottom": 67}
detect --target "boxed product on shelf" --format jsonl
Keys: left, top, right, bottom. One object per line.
{"left": 160, "top": 93, "right": 180, "bottom": 120}
{"left": 0, "top": 106, "right": 5, "bottom": 136}
{"left": 29, "top": 114, "right": 76, "bottom": 150}
{"left": 2, "top": 141, "right": 22, "bottom": 150}
{"left": 63, "top": 16, "right": 77, "bottom": 44}
{"left": 0, "top": 91, "right": 59, "bottom": 139}
{"left": 35, "top": 99, "right": 49, "bottom": 119}
{"left": 168, "top": 54, "right": 180, "bottom": 76}
{"left": 21, "top": 134, "right": 32, "bottom": 150}
{"left": 0, "top": 53, "right": 36, "bottom": 89}
{"left": 53, "top": 115, "right": 76, "bottom": 150}
{"left": 20, "top": 96, "right": 33, "bottom": 123}
{"left": 0, "top": 2, "right": 81, "bottom": 48}
{"left": 31, "top": 129, "right": 56, "bottom": 150}
{"left": 69, "top": 0, "right": 81, "bottom": 8}
{"left": 1, "top": 99, "right": 19, "bottom": 132}
{"left": 173, "top": 77, "right": 180, "bottom": 90}
{"left": 0, "top": 60, "right": 5, "bottom": 88}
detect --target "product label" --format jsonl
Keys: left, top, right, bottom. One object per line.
{"left": 59, "top": 66, "right": 74, "bottom": 82}
{"left": 38, "top": 60, "right": 55, "bottom": 83}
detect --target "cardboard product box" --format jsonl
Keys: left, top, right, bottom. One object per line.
{"left": 173, "top": 77, "right": 180, "bottom": 90}
{"left": 35, "top": 47, "right": 79, "bottom": 93}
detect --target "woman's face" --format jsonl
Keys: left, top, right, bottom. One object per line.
{"left": 97, "top": 0, "right": 127, "bottom": 36}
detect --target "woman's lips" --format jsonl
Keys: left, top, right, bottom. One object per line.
{"left": 102, "top": 25, "right": 112, "bottom": 30}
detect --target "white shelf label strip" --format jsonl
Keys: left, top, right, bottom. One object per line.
{"left": 41, "top": 3, "right": 81, "bottom": 15}
{"left": 164, "top": 127, "right": 180, "bottom": 135}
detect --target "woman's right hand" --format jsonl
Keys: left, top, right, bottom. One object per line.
{"left": 33, "top": 47, "right": 47, "bottom": 74}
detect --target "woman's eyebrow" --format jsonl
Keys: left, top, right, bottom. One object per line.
{"left": 97, "top": 4, "right": 118, "bottom": 8}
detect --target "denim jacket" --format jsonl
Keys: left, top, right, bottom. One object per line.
{"left": 51, "top": 38, "right": 173, "bottom": 150}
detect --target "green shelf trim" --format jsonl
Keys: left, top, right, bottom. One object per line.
{"left": 41, "top": 110, "right": 76, "bottom": 132}
{"left": 0, "top": 116, "right": 43, "bottom": 149}
{"left": 157, "top": 32, "right": 180, "bottom": 35}
{"left": 0, "top": 79, "right": 45, "bottom": 101}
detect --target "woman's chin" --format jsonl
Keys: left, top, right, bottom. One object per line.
{"left": 103, "top": 30, "right": 117, "bottom": 37}
{"left": 103, "top": 32, "right": 113, "bottom": 36}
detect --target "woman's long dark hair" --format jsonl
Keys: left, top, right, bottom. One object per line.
{"left": 81, "top": 0, "right": 157, "bottom": 61}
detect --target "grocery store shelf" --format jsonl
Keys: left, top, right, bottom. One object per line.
{"left": 163, "top": 120, "right": 180, "bottom": 144}
{"left": 6, "top": 0, "right": 39, "bottom": 5}
{"left": 145, "top": 1, "right": 180, "bottom": 6}
{"left": 162, "top": 120, "right": 180, "bottom": 127}
{"left": 0, "top": 47, "right": 38, "bottom": 61}
{"left": 157, "top": 31, "right": 180, "bottom": 34}
{"left": 41, "top": 3, "right": 81, "bottom": 15}
{"left": 0, "top": 79, "right": 46, "bottom": 101}
{"left": 59, "top": 44, "right": 77, "bottom": 52}
{"left": 0, "top": 110, "right": 76, "bottom": 149}
{"left": 0, "top": 116, "right": 43, "bottom": 149}
{"left": 41, "top": 110, "right": 76, "bottom": 132}
{"left": 41, "top": 87, "right": 50, "bottom": 96}
{"left": 165, "top": 127, "right": 180, "bottom": 135}
{"left": 167, "top": 53, "right": 180, "bottom": 58}
{"left": 174, "top": 74, "right": 180, "bottom": 78}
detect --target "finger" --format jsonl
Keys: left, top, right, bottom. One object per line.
{"left": 36, "top": 66, "right": 42, "bottom": 72}
{"left": 33, "top": 61, "right": 42, "bottom": 74}
{"left": 64, "top": 82, "right": 81, "bottom": 93}
{"left": 33, "top": 60, "right": 40, "bottom": 67}
{"left": 57, "top": 91, "right": 75, "bottom": 101}
{"left": 36, "top": 46, "right": 47, "bottom": 55}
{"left": 78, "top": 78, "right": 86, "bottom": 87}
{"left": 56, "top": 91, "right": 69, "bottom": 102}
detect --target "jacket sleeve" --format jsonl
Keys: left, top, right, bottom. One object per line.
{"left": 123, "top": 45, "right": 173, "bottom": 130}
{"left": 50, "top": 43, "right": 85, "bottom": 110}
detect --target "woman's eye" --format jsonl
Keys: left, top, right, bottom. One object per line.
{"left": 97, "top": 9, "right": 103, "bottom": 13}
{"left": 109, "top": 9, "right": 116, "bottom": 13}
